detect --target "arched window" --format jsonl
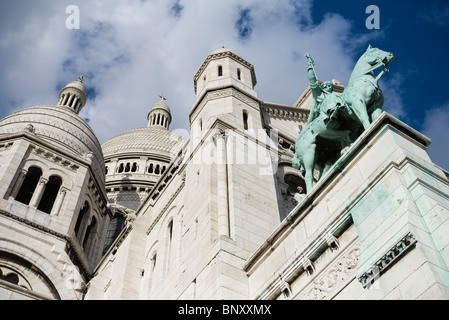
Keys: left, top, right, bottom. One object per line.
{"left": 125, "top": 162, "right": 131, "bottom": 173}
{"left": 118, "top": 163, "right": 124, "bottom": 173}
{"left": 83, "top": 216, "right": 97, "bottom": 251}
{"left": 218, "top": 65, "right": 223, "bottom": 77}
{"left": 148, "top": 163, "right": 154, "bottom": 173}
{"left": 102, "top": 212, "right": 126, "bottom": 255}
{"left": 131, "top": 162, "right": 137, "bottom": 172}
{"left": 37, "top": 175, "right": 62, "bottom": 214}
{"left": 75, "top": 201, "right": 90, "bottom": 238}
{"left": 155, "top": 164, "right": 160, "bottom": 175}
{"left": 15, "top": 167, "right": 42, "bottom": 205}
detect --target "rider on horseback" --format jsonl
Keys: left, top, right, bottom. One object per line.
{"left": 305, "top": 54, "right": 350, "bottom": 130}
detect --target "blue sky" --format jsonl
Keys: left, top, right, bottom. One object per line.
{"left": 0, "top": 0, "right": 448, "bottom": 170}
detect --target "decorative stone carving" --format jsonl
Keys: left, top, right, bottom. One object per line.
{"left": 358, "top": 232, "right": 416, "bottom": 288}
{"left": 301, "top": 246, "right": 359, "bottom": 300}
{"left": 24, "top": 124, "right": 35, "bottom": 133}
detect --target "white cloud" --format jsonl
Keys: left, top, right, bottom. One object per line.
{"left": 379, "top": 72, "right": 406, "bottom": 120}
{"left": 0, "top": 0, "right": 384, "bottom": 144}
{"left": 421, "top": 102, "right": 449, "bottom": 170}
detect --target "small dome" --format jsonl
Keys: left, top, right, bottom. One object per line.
{"left": 0, "top": 105, "right": 105, "bottom": 185}
{"left": 63, "top": 79, "right": 86, "bottom": 95}
{"left": 149, "top": 100, "right": 171, "bottom": 114}
{"left": 57, "top": 76, "right": 87, "bottom": 114}
{"left": 147, "top": 96, "right": 172, "bottom": 130}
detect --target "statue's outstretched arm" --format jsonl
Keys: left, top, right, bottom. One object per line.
{"left": 305, "top": 54, "right": 320, "bottom": 95}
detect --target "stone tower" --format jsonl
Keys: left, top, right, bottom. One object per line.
{"left": 177, "top": 47, "right": 281, "bottom": 298}
{"left": 0, "top": 77, "right": 111, "bottom": 299}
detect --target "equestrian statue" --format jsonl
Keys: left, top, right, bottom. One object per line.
{"left": 292, "top": 45, "right": 395, "bottom": 194}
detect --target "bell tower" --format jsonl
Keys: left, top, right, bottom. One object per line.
{"left": 57, "top": 75, "right": 87, "bottom": 114}
{"left": 147, "top": 95, "right": 172, "bottom": 130}
{"left": 179, "top": 48, "right": 281, "bottom": 298}
{"left": 190, "top": 47, "right": 264, "bottom": 149}
{"left": 193, "top": 46, "right": 257, "bottom": 99}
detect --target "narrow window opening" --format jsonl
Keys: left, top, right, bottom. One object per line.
{"left": 118, "top": 163, "right": 124, "bottom": 173}
{"left": 168, "top": 220, "right": 173, "bottom": 241}
{"left": 83, "top": 216, "right": 97, "bottom": 250}
{"left": 155, "top": 164, "right": 160, "bottom": 175}
{"left": 237, "top": 68, "right": 241, "bottom": 80}
{"left": 102, "top": 212, "right": 126, "bottom": 255}
{"left": 151, "top": 253, "right": 157, "bottom": 271}
{"left": 243, "top": 110, "right": 249, "bottom": 130}
{"left": 15, "top": 167, "right": 42, "bottom": 205}
{"left": 125, "top": 163, "right": 130, "bottom": 173}
{"left": 37, "top": 176, "right": 62, "bottom": 214}
{"left": 75, "top": 202, "right": 90, "bottom": 238}
{"left": 218, "top": 65, "right": 223, "bottom": 77}
{"left": 131, "top": 162, "right": 137, "bottom": 172}
{"left": 148, "top": 163, "right": 154, "bottom": 173}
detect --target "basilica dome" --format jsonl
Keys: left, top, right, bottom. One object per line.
{"left": 102, "top": 126, "right": 183, "bottom": 159}
{"left": 101, "top": 98, "right": 185, "bottom": 212}
{"left": 0, "top": 105, "right": 105, "bottom": 185}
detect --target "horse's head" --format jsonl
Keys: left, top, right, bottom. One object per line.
{"left": 363, "top": 44, "right": 395, "bottom": 67}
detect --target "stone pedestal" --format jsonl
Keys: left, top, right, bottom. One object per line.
{"left": 244, "top": 112, "right": 449, "bottom": 300}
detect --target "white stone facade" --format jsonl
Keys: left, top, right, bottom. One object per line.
{"left": 1, "top": 48, "right": 449, "bottom": 300}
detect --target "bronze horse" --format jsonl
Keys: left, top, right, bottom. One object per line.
{"left": 292, "top": 45, "right": 395, "bottom": 193}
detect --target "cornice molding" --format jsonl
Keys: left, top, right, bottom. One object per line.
{"left": 190, "top": 87, "right": 260, "bottom": 123}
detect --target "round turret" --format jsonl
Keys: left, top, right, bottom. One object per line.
{"left": 57, "top": 75, "right": 87, "bottom": 114}
{"left": 147, "top": 95, "right": 172, "bottom": 129}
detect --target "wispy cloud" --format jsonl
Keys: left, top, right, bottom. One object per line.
{"left": 421, "top": 101, "right": 449, "bottom": 170}
{"left": 0, "top": 0, "right": 384, "bottom": 144}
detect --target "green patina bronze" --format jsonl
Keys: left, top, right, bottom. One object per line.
{"left": 292, "top": 45, "right": 395, "bottom": 193}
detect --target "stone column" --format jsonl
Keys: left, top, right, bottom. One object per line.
{"left": 213, "top": 129, "right": 229, "bottom": 237}
{"left": 67, "top": 94, "right": 75, "bottom": 107}
{"left": 29, "top": 177, "right": 48, "bottom": 208}
{"left": 9, "top": 169, "right": 27, "bottom": 199}
{"left": 62, "top": 94, "right": 69, "bottom": 106}
{"left": 71, "top": 96, "right": 78, "bottom": 110}
{"left": 51, "top": 187, "right": 68, "bottom": 216}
